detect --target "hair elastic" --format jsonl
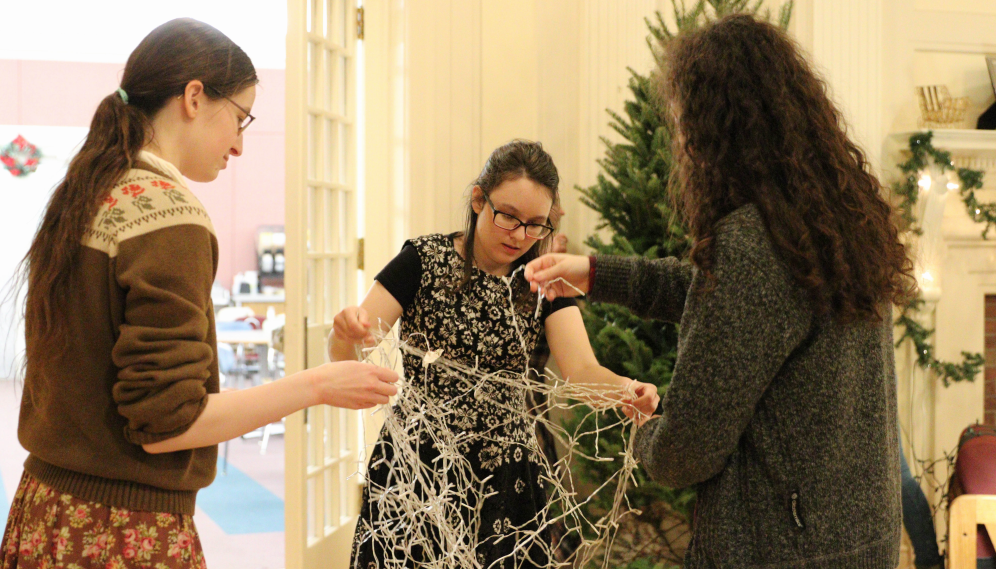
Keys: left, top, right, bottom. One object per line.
{"left": 116, "top": 88, "right": 129, "bottom": 104}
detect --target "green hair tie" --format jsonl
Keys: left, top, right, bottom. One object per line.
{"left": 116, "top": 88, "right": 129, "bottom": 104}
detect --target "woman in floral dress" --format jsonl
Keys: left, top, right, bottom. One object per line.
{"left": 329, "top": 140, "right": 660, "bottom": 569}
{"left": 2, "top": 18, "right": 395, "bottom": 569}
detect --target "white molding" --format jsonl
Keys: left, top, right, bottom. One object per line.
{"left": 885, "top": 129, "right": 996, "bottom": 242}
{"left": 914, "top": 42, "right": 996, "bottom": 55}
{"left": 888, "top": 129, "right": 996, "bottom": 159}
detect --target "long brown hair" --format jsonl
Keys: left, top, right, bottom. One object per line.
{"left": 18, "top": 18, "right": 257, "bottom": 374}
{"left": 460, "top": 140, "right": 561, "bottom": 292}
{"left": 659, "top": 14, "right": 915, "bottom": 323}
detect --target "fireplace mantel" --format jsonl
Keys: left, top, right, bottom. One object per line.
{"left": 884, "top": 129, "right": 996, "bottom": 244}
{"left": 884, "top": 128, "right": 995, "bottom": 492}
{"left": 885, "top": 129, "right": 996, "bottom": 161}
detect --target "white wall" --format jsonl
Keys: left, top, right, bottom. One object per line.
{"left": 390, "top": 0, "right": 993, "bottom": 470}
{"left": 400, "top": 0, "right": 695, "bottom": 250}
{"left": 0, "top": 126, "right": 88, "bottom": 379}
{"left": 0, "top": 0, "right": 286, "bottom": 69}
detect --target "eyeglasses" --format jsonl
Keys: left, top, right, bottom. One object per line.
{"left": 482, "top": 192, "right": 554, "bottom": 239}
{"left": 205, "top": 86, "right": 255, "bottom": 134}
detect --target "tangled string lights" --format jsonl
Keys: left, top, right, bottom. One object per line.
{"left": 351, "top": 271, "right": 647, "bottom": 569}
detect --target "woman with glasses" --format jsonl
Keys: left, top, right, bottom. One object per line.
{"left": 329, "top": 139, "right": 660, "bottom": 569}
{"left": 2, "top": 18, "right": 396, "bottom": 568}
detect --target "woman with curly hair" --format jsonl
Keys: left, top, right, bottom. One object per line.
{"left": 526, "top": 13, "right": 915, "bottom": 568}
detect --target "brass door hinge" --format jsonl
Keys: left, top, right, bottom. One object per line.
{"left": 357, "top": 237, "right": 365, "bottom": 270}
{"left": 357, "top": 6, "right": 365, "bottom": 40}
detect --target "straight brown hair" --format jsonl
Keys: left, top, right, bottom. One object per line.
{"left": 15, "top": 18, "right": 257, "bottom": 376}
{"left": 460, "top": 140, "right": 561, "bottom": 297}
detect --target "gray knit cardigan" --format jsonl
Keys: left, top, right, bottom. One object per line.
{"left": 590, "top": 204, "right": 901, "bottom": 568}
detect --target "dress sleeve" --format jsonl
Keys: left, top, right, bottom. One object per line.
{"left": 542, "top": 297, "right": 577, "bottom": 321}
{"left": 110, "top": 224, "right": 216, "bottom": 445}
{"left": 374, "top": 244, "right": 423, "bottom": 311}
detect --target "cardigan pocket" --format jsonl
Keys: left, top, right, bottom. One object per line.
{"left": 759, "top": 403, "right": 809, "bottom": 552}
{"left": 789, "top": 488, "right": 806, "bottom": 530}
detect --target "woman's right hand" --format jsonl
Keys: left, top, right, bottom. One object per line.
{"left": 524, "top": 253, "right": 591, "bottom": 301}
{"left": 332, "top": 305, "right": 376, "bottom": 346}
{"left": 309, "top": 361, "right": 399, "bottom": 409}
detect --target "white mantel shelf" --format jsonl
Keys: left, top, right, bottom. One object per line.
{"left": 882, "top": 128, "right": 996, "bottom": 242}
{"left": 886, "top": 129, "right": 996, "bottom": 160}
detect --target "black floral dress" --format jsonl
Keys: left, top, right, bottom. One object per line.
{"left": 350, "top": 234, "right": 574, "bottom": 569}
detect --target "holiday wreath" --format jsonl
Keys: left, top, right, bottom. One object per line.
{"left": 0, "top": 135, "right": 42, "bottom": 177}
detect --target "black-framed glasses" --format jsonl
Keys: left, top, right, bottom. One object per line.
{"left": 482, "top": 191, "right": 554, "bottom": 239}
{"left": 205, "top": 86, "right": 255, "bottom": 134}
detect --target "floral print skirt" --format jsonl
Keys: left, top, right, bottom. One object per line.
{"left": 1, "top": 471, "right": 206, "bottom": 569}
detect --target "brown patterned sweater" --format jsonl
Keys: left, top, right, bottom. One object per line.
{"left": 19, "top": 151, "right": 220, "bottom": 515}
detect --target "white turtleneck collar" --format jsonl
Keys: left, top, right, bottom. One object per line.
{"left": 136, "top": 150, "right": 188, "bottom": 188}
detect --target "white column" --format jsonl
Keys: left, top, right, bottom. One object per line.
{"left": 405, "top": 0, "right": 483, "bottom": 238}
{"left": 571, "top": 0, "right": 660, "bottom": 249}
{"left": 810, "top": 0, "right": 885, "bottom": 174}
{"left": 363, "top": 0, "right": 409, "bottom": 287}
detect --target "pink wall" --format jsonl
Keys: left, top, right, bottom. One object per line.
{"left": 0, "top": 60, "right": 285, "bottom": 292}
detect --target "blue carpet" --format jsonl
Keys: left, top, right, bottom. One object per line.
{"left": 0, "top": 462, "right": 283, "bottom": 536}
{"left": 197, "top": 459, "right": 284, "bottom": 535}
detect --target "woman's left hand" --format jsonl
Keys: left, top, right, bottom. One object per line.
{"left": 621, "top": 381, "right": 660, "bottom": 426}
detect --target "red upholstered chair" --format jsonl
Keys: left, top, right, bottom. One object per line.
{"left": 948, "top": 424, "right": 996, "bottom": 569}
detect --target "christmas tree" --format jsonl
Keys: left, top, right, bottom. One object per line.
{"left": 566, "top": 2, "right": 792, "bottom": 566}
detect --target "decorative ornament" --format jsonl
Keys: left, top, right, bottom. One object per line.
{"left": 0, "top": 135, "right": 42, "bottom": 177}
{"left": 421, "top": 348, "right": 443, "bottom": 368}
{"left": 915, "top": 85, "right": 970, "bottom": 129}
{"left": 893, "top": 131, "right": 995, "bottom": 238}
{"left": 892, "top": 131, "right": 989, "bottom": 386}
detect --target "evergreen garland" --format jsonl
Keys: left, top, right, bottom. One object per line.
{"left": 891, "top": 131, "right": 988, "bottom": 386}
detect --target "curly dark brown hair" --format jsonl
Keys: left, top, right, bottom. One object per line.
{"left": 659, "top": 14, "right": 915, "bottom": 323}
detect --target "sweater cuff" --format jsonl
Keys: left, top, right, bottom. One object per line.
{"left": 587, "top": 255, "right": 597, "bottom": 296}
{"left": 588, "top": 255, "right": 637, "bottom": 306}
{"left": 122, "top": 395, "right": 210, "bottom": 446}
